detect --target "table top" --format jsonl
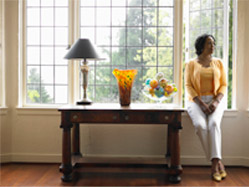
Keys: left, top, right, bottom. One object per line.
{"left": 58, "top": 103, "right": 185, "bottom": 112}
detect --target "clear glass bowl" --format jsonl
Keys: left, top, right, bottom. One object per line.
{"left": 142, "top": 86, "right": 177, "bottom": 104}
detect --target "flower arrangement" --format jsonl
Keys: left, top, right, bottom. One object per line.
{"left": 113, "top": 69, "right": 137, "bottom": 106}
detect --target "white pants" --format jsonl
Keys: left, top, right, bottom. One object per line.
{"left": 187, "top": 95, "right": 225, "bottom": 161}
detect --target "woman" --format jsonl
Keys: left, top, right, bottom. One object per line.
{"left": 185, "top": 34, "right": 227, "bottom": 182}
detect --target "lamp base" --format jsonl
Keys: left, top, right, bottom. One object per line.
{"left": 76, "top": 98, "right": 92, "bottom": 105}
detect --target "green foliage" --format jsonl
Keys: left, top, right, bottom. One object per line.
{"left": 27, "top": 90, "right": 40, "bottom": 103}
{"left": 27, "top": 68, "right": 53, "bottom": 104}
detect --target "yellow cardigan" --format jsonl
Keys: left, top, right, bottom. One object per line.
{"left": 185, "top": 58, "right": 227, "bottom": 101}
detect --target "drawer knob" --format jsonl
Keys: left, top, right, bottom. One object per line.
{"left": 125, "top": 115, "right": 129, "bottom": 120}
{"left": 113, "top": 115, "right": 117, "bottom": 120}
{"left": 73, "top": 115, "right": 78, "bottom": 119}
{"left": 165, "top": 116, "right": 169, "bottom": 120}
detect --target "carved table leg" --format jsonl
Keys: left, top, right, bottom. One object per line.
{"left": 168, "top": 127, "right": 182, "bottom": 183}
{"left": 168, "top": 113, "right": 183, "bottom": 183}
{"left": 72, "top": 123, "right": 82, "bottom": 156}
{"left": 166, "top": 125, "right": 172, "bottom": 157}
{"left": 59, "top": 113, "right": 73, "bottom": 182}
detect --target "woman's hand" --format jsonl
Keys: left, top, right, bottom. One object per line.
{"left": 200, "top": 102, "right": 212, "bottom": 115}
{"left": 193, "top": 96, "right": 212, "bottom": 115}
{"left": 208, "top": 93, "right": 223, "bottom": 114}
{"left": 208, "top": 99, "right": 219, "bottom": 113}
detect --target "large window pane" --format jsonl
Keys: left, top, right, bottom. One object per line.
{"left": 41, "top": 66, "right": 54, "bottom": 84}
{"left": 55, "top": 28, "right": 68, "bottom": 45}
{"left": 96, "top": 28, "right": 110, "bottom": 46}
{"left": 27, "top": 85, "right": 41, "bottom": 103}
{"left": 41, "top": 47, "right": 53, "bottom": 65}
{"left": 55, "top": 8, "right": 68, "bottom": 26}
{"left": 41, "top": 28, "right": 54, "bottom": 45}
{"left": 185, "top": 0, "right": 233, "bottom": 109}
{"left": 96, "top": 8, "right": 110, "bottom": 26}
{"left": 143, "top": 8, "right": 157, "bottom": 26}
{"left": 27, "top": 47, "right": 40, "bottom": 65}
{"left": 41, "top": 8, "right": 54, "bottom": 26}
{"left": 158, "top": 27, "right": 173, "bottom": 46}
{"left": 127, "top": 27, "right": 142, "bottom": 46}
{"left": 127, "top": 8, "right": 142, "bottom": 26}
{"left": 80, "top": 1, "right": 174, "bottom": 103}
{"left": 55, "top": 66, "right": 68, "bottom": 84}
{"left": 55, "top": 86, "right": 68, "bottom": 103}
{"left": 187, "top": 0, "right": 225, "bottom": 60}
{"left": 112, "top": 8, "right": 126, "bottom": 26}
{"left": 27, "top": 28, "right": 40, "bottom": 45}
{"left": 27, "top": 66, "right": 40, "bottom": 84}
{"left": 112, "top": 0, "right": 126, "bottom": 7}
{"left": 128, "top": 0, "right": 142, "bottom": 6}
{"left": 27, "top": 8, "right": 40, "bottom": 26}
{"left": 27, "top": 0, "right": 40, "bottom": 7}
{"left": 96, "top": 66, "right": 111, "bottom": 85}
{"left": 41, "top": 0, "right": 53, "bottom": 7}
{"left": 81, "top": 8, "right": 95, "bottom": 26}
{"left": 26, "top": 1, "right": 69, "bottom": 105}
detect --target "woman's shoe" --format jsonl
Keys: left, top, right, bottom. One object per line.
{"left": 212, "top": 172, "right": 222, "bottom": 182}
{"left": 220, "top": 170, "right": 227, "bottom": 179}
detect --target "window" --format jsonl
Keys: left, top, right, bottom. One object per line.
{"left": 23, "top": 0, "right": 69, "bottom": 105}
{"left": 21, "top": 0, "right": 234, "bottom": 107}
{"left": 21, "top": 0, "right": 182, "bottom": 106}
{"left": 184, "top": 0, "right": 235, "bottom": 109}
{"left": 79, "top": 0, "right": 176, "bottom": 103}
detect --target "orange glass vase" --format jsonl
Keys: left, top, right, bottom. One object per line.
{"left": 113, "top": 69, "right": 137, "bottom": 106}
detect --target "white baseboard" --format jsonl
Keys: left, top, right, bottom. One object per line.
{"left": 1, "top": 153, "right": 249, "bottom": 167}
{"left": 0, "top": 153, "right": 61, "bottom": 163}
{"left": 0, "top": 153, "right": 12, "bottom": 163}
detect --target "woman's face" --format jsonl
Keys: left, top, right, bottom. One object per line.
{"left": 202, "top": 36, "right": 215, "bottom": 55}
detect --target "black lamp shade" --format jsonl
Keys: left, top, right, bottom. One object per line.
{"left": 64, "top": 39, "right": 100, "bottom": 60}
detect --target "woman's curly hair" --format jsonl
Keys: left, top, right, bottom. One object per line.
{"left": 195, "top": 34, "right": 216, "bottom": 56}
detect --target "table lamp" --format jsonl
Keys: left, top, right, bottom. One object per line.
{"left": 64, "top": 38, "right": 101, "bottom": 105}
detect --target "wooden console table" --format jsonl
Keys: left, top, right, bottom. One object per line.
{"left": 58, "top": 103, "right": 184, "bottom": 183}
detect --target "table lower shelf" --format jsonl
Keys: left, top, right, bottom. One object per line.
{"left": 72, "top": 155, "right": 169, "bottom": 165}
{"left": 70, "top": 155, "right": 181, "bottom": 175}
{"left": 58, "top": 155, "right": 182, "bottom": 183}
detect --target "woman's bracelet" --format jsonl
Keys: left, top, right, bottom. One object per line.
{"left": 214, "top": 98, "right": 220, "bottom": 103}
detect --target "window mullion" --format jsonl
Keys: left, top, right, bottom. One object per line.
{"left": 173, "top": 0, "right": 183, "bottom": 107}
{"left": 69, "top": 0, "right": 80, "bottom": 105}
{"left": 223, "top": 0, "right": 230, "bottom": 109}
{"left": 232, "top": 0, "right": 237, "bottom": 109}
{"left": 19, "top": 0, "right": 26, "bottom": 107}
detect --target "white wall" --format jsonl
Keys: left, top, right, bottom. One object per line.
{"left": 1, "top": 0, "right": 249, "bottom": 166}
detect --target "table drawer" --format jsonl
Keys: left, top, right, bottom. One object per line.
{"left": 70, "top": 111, "right": 175, "bottom": 124}
{"left": 70, "top": 111, "right": 120, "bottom": 123}
{"left": 119, "top": 112, "right": 175, "bottom": 124}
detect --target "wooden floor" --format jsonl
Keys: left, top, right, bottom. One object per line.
{"left": 0, "top": 163, "right": 249, "bottom": 186}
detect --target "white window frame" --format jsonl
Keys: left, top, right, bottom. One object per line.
{"left": 18, "top": 0, "right": 185, "bottom": 107}
{"left": 232, "top": 0, "right": 237, "bottom": 109}
{"left": 0, "top": 0, "right": 5, "bottom": 107}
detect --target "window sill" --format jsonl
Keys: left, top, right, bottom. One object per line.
{"left": 182, "top": 108, "right": 238, "bottom": 118}
{"left": 223, "top": 109, "right": 238, "bottom": 117}
{"left": 14, "top": 105, "right": 240, "bottom": 117}
{"left": 0, "top": 107, "right": 8, "bottom": 115}
{"left": 16, "top": 107, "right": 60, "bottom": 116}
